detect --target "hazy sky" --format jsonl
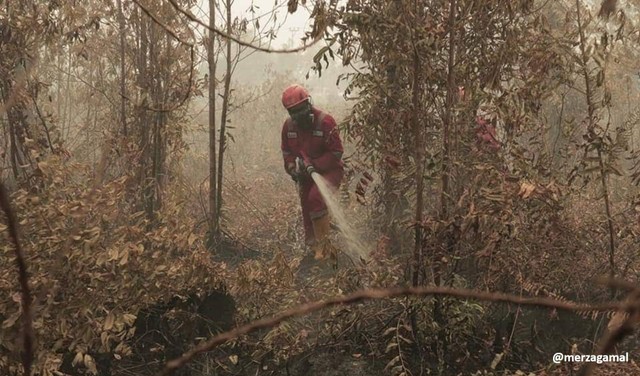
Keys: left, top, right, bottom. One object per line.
{"left": 194, "top": 0, "right": 314, "bottom": 47}
{"left": 189, "top": 0, "right": 351, "bottom": 103}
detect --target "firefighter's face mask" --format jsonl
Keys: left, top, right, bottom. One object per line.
{"left": 288, "top": 101, "right": 313, "bottom": 128}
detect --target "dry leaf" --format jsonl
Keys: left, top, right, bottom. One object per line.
{"left": 188, "top": 233, "right": 197, "bottom": 246}
{"left": 84, "top": 354, "right": 98, "bottom": 374}
{"left": 518, "top": 182, "right": 536, "bottom": 199}
{"left": 103, "top": 312, "right": 115, "bottom": 331}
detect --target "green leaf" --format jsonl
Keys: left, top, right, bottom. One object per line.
{"left": 313, "top": 46, "right": 329, "bottom": 63}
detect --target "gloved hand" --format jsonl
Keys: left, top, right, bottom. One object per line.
{"left": 300, "top": 151, "right": 316, "bottom": 175}
{"left": 286, "top": 163, "right": 299, "bottom": 182}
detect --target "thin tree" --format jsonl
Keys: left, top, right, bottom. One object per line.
{"left": 208, "top": 0, "right": 218, "bottom": 245}
{"left": 118, "top": 0, "right": 127, "bottom": 136}
{"left": 215, "top": 0, "right": 233, "bottom": 238}
{"left": 410, "top": 2, "right": 425, "bottom": 288}
{"left": 574, "top": 0, "right": 616, "bottom": 282}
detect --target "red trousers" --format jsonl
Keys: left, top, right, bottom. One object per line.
{"left": 299, "top": 168, "right": 343, "bottom": 244}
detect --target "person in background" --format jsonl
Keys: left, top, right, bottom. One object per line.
{"left": 475, "top": 104, "right": 501, "bottom": 152}
{"left": 457, "top": 86, "right": 501, "bottom": 152}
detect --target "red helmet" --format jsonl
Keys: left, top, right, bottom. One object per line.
{"left": 282, "top": 84, "right": 310, "bottom": 109}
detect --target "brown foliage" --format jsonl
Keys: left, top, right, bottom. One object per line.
{"left": 0, "top": 156, "right": 224, "bottom": 375}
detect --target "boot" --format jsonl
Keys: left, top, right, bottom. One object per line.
{"left": 311, "top": 214, "right": 335, "bottom": 261}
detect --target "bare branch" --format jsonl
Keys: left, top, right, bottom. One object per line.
{"left": 130, "top": 0, "right": 195, "bottom": 113}
{"left": 165, "top": 0, "right": 323, "bottom": 54}
{"left": 158, "top": 285, "right": 624, "bottom": 376}
{"left": 132, "top": 0, "right": 193, "bottom": 47}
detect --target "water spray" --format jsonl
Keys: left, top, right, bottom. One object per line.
{"left": 297, "top": 152, "right": 370, "bottom": 262}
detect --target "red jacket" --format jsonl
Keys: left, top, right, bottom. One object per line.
{"left": 475, "top": 117, "right": 501, "bottom": 151}
{"left": 281, "top": 107, "right": 344, "bottom": 173}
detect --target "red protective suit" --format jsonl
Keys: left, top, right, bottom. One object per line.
{"left": 475, "top": 116, "right": 501, "bottom": 151}
{"left": 281, "top": 107, "right": 344, "bottom": 244}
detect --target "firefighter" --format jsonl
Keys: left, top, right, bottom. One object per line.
{"left": 280, "top": 84, "right": 344, "bottom": 261}
{"left": 456, "top": 86, "right": 501, "bottom": 151}
{"left": 475, "top": 105, "right": 501, "bottom": 152}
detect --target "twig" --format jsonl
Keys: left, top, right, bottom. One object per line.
{"left": 157, "top": 286, "right": 624, "bottom": 376}
{"left": 165, "top": 0, "right": 323, "bottom": 54}
{"left": 504, "top": 305, "right": 521, "bottom": 360}
{"left": 395, "top": 315, "right": 411, "bottom": 375}
{"left": 132, "top": 0, "right": 193, "bottom": 47}
{"left": 0, "top": 182, "right": 33, "bottom": 376}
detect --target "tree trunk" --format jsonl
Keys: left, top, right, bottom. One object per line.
{"left": 411, "top": 3, "right": 425, "bottom": 288}
{"left": 575, "top": 0, "right": 616, "bottom": 282}
{"left": 118, "top": 0, "right": 127, "bottom": 136}
{"left": 63, "top": 48, "right": 72, "bottom": 140}
{"left": 208, "top": 0, "right": 218, "bottom": 245}
{"left": 379, "top": 0, "right": 406, "bottom": 254}
{"left": 440, "top": 0, "right": 457, "bottom": 221}
{"left": 216, "top": 0, "right": 233, "bottom": 238}
{"left": 136, "top": 7, "right": 153, "bottom": 221}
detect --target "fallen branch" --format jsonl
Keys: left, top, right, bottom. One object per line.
{"left": 580, "top": 287, "right": 640, "bottom": 376}
{"left": 0, "top": 182, "right": 33, "bottom": 375}
{"left": 158, "top": 285, "right": 624, "bottom": 376}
